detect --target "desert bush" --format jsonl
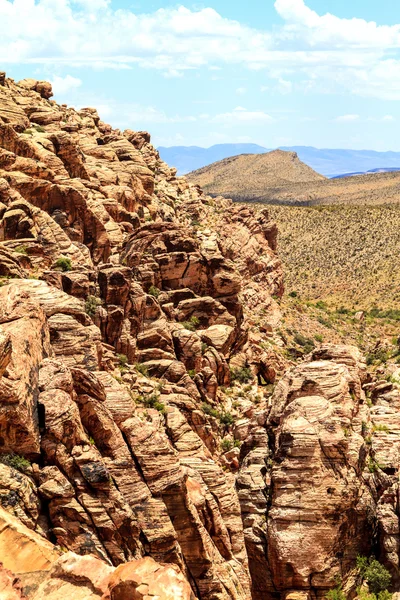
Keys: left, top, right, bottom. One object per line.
{"left": 182, "top": 316, "right": 200, "bottom": 331}
{"left": 230, "top": 366, "right": 253, "bottom": 383}
{"left": 135, "top": 363, "right": 149, "bottom": 376}
{"left": 140, "top": 393, "right": 166, "bottom": 415}
{"left": 85, "top": 295, "right": 101, "bottom": 316}
{"left": 118, "top": 354, "right": 128, "bottom": 372}
{"left": 14, "top": 245, "right": 28, "bottom": 255}
{"left": 0, "top": 453, "right": 30, "bottom": 472}
{"left": 54, "top": 257, "right": 72, "bottom": 272}
{"left": 148, "top": 285, "right": 160, "bottom": 298}
{"left": 201, "top": 402, "right": 219, "bottom": 419}
{"left": 219, "top": 412, "right": 234, "bottom": 426}
{"left": 221, "top": 438, "right": 233, "bottom": 452}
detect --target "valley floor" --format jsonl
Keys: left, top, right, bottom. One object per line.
{"left": 258, "top": 202, "right": 400, "bottom": 364}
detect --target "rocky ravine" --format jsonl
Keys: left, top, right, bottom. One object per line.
{"left": 0, "top": 73, "right": 399, "bottom": 600}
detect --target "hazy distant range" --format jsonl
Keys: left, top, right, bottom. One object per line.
{"left": 157, "top": 144, "right": 400, "bottom": 179}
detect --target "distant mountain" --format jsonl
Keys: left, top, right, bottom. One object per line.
{"left": 187, "top": 149, "right": 325, "bottom": 203}
{"left": 158, "top": 144, "right": 269, "bottom": 175}
{"left": 187, "top": 149, "right": 400, "bottom": 206}
{"left": 158, "top": 144, "right": 400, "bottom": 178}
{"left": 332, "top": 167, "right": 400, "bottom": 179}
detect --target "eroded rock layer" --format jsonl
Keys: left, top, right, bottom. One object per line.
{"left": 0, "top": 73, "right": 399, "bottom": 600}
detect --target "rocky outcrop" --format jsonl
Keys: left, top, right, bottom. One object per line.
{"left": 0, "top": 73, "right": 286, "bottom": 600}
{"left": 0, "top": 72, "right": 397, "bottom": 600}
{"left": 0, "top": 506, "right": 194, "bottom": 599}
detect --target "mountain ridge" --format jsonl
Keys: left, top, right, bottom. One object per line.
{"left": 187, "top": 149, "right": 400, "bottom": 205}
{"left": 159, "top": 142, "right": 400, "bottom": 178}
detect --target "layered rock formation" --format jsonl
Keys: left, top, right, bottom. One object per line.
{"left": 0, "top": 72, "right": 399, "bottom": 600}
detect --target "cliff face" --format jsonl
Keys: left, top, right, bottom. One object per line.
{"left": 0, "top": 73, "right": 398, "bottom": 600}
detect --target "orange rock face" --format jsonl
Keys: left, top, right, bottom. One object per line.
{"left": 0, "top": 73, "right": 395, "bottom": 600}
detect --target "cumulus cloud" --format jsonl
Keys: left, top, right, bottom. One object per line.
{"left": 0, "top": 2, "right": 271, "bottom": 76}
{"left": 51, "top": 74, "right": 82, "bottom": 96}
{"left": 213, "top": 107, "right": 274, "bottom": 124}
{"left": 274, "top": 0, "right": 400, "bottom": 49}
{"left": 2, "top": 0, "right": 400, "bottom": 98}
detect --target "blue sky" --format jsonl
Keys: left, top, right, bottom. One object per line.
{"left": 2, "top": 0, "right": 400, "bottom": 150}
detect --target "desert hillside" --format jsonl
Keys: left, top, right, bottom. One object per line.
{"left": 188, "top": 149, "right": 400, "bottom": 205}
{"left": 0, "top": 72, "right": 399, "bottom": 600}
{"left": 187, "top": 149, "right": 326, "bottom": 201}
{"left": 270, "top": 203, "right": 400, "bottom": 308}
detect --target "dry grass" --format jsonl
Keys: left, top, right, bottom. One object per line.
{"left": 268, "top": 203, "right": 400, "bottom": 310}
{"left": 256, "top": 202, "right": 400, "bottom": 356}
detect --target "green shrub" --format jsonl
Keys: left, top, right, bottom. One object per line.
{"left": 0, "top": 453, "right": 30, "bottom": 472}
{"left": 377, "top": 591, "right": 393, "bottom": 600}
{"left": 367, "top": 458, "right": 383, "bottom": 473}
{"left": 54, "top": 257, "right": 72, "bottom": 272}
{"left": 366, "top": 348, "right": 391, "bottom": 366}
{"left": 368, "top": 308, "right": 400, "bottom": 321}
{"left": 372, "top": 424, "right": 390, "bottom": 433}
{"left": 288, "top": 291, "right": 298, "bottom": 298}
{"left": 140, "top": 393, "right": 166, "bottom": 415}
{"left": 187, "top": 369, "right": 196, "bottom": 379}
{"left": 315, "top": 300, "right": 328, "bottom": 310}
{"left": 357, "top": 556, "right": 391, "bottom": 595}
{"left": 230, "top": 366, "right": 253, "bottom": 383}
{"left": 182, "top": 316, "right": 200, "bottom": 331}
{"left": 85, "top": 295, "right": 101, "bottom": 316}
{"left": 318, "top": 315, "right": 333, "bottom": 328}
{"left": 201, "top": 342, "right": 209, "bottom": 354}
{"left": 14, "top": 245, "right": 28, "bottom": 255}
{"left": 118, "top": 354, "right": 128, "bottom": 372}
{"left": 220, "top": 412, "right": 234, "bottom": 426}
{"left": 33, "top": 125, "right": 46, "bottom": 132}
{"left": 294, "top": 332, "right": 315, "bottom": 349}
{"left": 326, "top": 587, "right": 346, "bottom": 600}
{"left": 221, "top": 438, "right": 233, "bottom": 452}
{"left": 314, "top": 333, "right": 324, "bottom": 343}
{"left": 135, "top": 363, "right": 149, "bottom": 376}
{"left": 148, "top": 285, "right": 160, "bottom": 298}
{"left": 201, "top": 402, "right": 219, "bottom": 419}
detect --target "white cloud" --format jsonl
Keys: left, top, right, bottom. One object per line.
{"left": 236, "top": 87, "right": 247, "bottom": 95}
{"left": 277, "top": 78, "right": 292, "bottom": 94}
{"left": 335, "top": 114, "right": 360, "bottom": 122}
{"left": 2, "top": 0, "right": 400, "bottom": 99}
{"left": 274, "top": 0, "right": 400, "bottom": 49}
{"left": 51, "top": 74, "right": 82, "bottom": 96}
{"left": 213, "top": 106, "right": 274, "bottom": 124}
{"left": 0, "top": 2, "right": 272, "bottom": 77}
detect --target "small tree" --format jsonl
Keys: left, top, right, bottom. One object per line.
{"left": 357, "top": 556, "right": 391, "bottom": 595}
